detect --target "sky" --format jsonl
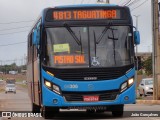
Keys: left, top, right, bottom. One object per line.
{"left": 0, "top": 0, "right": 152, "bottom": 65}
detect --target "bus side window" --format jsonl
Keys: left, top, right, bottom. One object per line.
{"left": 28, "top": 33, "right": 33, "bottom": 64}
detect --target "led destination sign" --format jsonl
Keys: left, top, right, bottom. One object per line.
{"left": 45, "top": 8, "right": 128, "bottom": 21}
{"left": 54, "top": 55, "right": 86, "bottom": 64}
{"left": 53, "top": 10, "right": 118, "bottom": 20}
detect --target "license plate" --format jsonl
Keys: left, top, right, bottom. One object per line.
{"left": 83, "top": 96, "right": 99, "bottom": 102}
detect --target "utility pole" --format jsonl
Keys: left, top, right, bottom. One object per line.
{"left": 133, "top": 15, "right": 140, "bottom": 54}
{"left": 106, "top": 0, "right": 109, "bottom": 3}
{"left": 133, "top": 15, "right": 140, "bottom": 89}
{"left": 152, "top": 0, "right": 160, "bottom": 100}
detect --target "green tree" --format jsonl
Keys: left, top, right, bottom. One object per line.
{"left": 142, "top": 56, "right": 152, "bottom": 76}
{"left": 0, "top": 63, "right": 27, "bottom": 74}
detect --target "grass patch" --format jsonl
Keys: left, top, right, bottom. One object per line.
{"left": 136, "top": 97, "right": 143, "bottom": 100}
{"left": 17, "top": 84, "right": 27, "bottom": 88}
{"left": 1, "top": 78, "right": 24, "bottom": 82}
{"left": 16, "top": 79, "right": 23, "bottom": 82}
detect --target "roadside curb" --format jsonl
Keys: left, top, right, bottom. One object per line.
{"left": 136, "top": 100, "right": 160, "bottom": 104}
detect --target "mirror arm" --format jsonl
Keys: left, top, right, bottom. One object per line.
{"left": 133, "top": 26, "right": 137, "bottom": 31}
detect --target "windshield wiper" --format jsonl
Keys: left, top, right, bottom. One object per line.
{"left": 93, "top": 22, "right": 112, "bottom": 59}
{"left": 107, "top": 28, "right": 118, "bottom": 40}
{"left": 79, "top": 31, "right": 83, "bottom": 54}
{"left": 64, "top": 23, "right": 81, "bottom": 45}
{"left": 96, "top": 26, "right": 110, "bottom": 44}
{"left": 93, "top": 30, "right": 97, "bottom": 56}
{"left": 96, "top": 22, "right": 113, "bottom": 44}
{"left": 93, "top": 23, "right": 119, "bottom": 65}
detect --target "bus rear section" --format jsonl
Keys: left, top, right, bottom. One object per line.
{"left": 27, "top": 5, "right": 140, "bottom": 119}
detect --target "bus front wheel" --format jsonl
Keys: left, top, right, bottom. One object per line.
{"left": 111, "top": 105, "right": 124, "bottom": 117}
{"left": 42, "top": 106, "right": 59, "bottom": 119}
{"left": 86, "top": 109, "right": 95, "bottom": 113}
{"left": 32, "top": 103, "right": 40, "bottom": 113}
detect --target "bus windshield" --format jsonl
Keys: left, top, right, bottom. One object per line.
{"left": 45, "top": 26, "right": 133, "bottom": 68}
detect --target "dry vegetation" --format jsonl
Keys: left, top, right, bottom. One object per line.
{"left": 0, "top": 74, "right": 26, "bottom": 81}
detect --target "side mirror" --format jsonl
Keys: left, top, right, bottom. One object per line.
{"left": 134, "top": 31, "right": 140, "bottom": 45}
{"left": 32, "top": 21, "right": 41, "bottom": 48}
{"left": 32, "top": 29, "right": 40, "bottom": 48}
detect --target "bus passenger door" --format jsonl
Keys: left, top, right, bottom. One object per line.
{"left": 33, "top": 43, "right": 41, "bottom": 106}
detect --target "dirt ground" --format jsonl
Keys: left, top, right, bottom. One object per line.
{"left": 0, "top": 73, "right": 26, "bottom": 81}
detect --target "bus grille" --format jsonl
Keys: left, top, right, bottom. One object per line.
{"left": 62, "top": 90, "right": 119, "bottom": 102}
{"left": 43, "top": 64, "right": 133, "bottom": 81}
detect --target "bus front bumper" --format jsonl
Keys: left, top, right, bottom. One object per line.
{"left": 42, "top": 83, "right": 136, "bottom": 107}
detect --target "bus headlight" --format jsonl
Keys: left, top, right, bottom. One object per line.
{"left": 121, "top": 82, "right": 127, "bottom": 92}
{"left": 53, "top": 84, "right": 61, "bottom": 95}
{"left": 128, "top": 78, "right": 134, "bottom": 86}
{"left": 45, "top": 80, "right": 52, "bottom": 89}
{"left": 44, "top": 79, "right": 61, "bottom": 95}
{"left": 121, "top": 78, "right": 134, "bottom": 92}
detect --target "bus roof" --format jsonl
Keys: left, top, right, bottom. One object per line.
{"left": 54, "top": 4, "right": 118, "bottom": 8}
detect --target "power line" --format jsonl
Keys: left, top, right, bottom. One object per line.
{"left": 117, "top": 0, "right": 123, "bottom": 5}
{"left": 127, "top": 0, "right": 139, "bottom": 7}
{"left": 0, "top": 57, "right": 27, "bottom": 65}
{"left": 123, "top": 0, "right": 132, "bottom": 6}
{"left": 0, "top": 20, "right": 35, "bottom": 25}
{"left": 119, "top": 0, "right": 130, "bottom": 6}
{"left": 0, "top": 30, "right": 29, "bottom": 36}
{"left": 0, "top": 41, "right": 26, "bottom": 47}
{"left": 131, "top": 0, "right": 148, "bottom": 11}
{"left": 0, "top": 26, "right": 31, "bottom": 32}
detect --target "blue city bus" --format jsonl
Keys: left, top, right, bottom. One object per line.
{"left": 27, "top": 4, "right": 140, "bottom": 119}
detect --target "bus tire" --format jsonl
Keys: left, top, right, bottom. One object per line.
{"left": 42, "top": 106, "right": 59, "bottom": 119}
{"left": 86, "top": 109, "right": 95, "bottom": 113}
{"left": 111, "top": 105, "right": 124, "bottom": 117}
{"left": 32, "top": 103, "right": 40, "bottom": 113}
{"left": 96, "top": 109, "right": 105, "bottom": 113}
